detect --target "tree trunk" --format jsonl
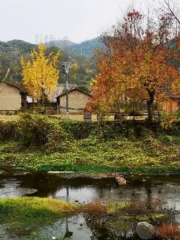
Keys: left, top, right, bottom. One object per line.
{"left": 41, "top": 97, "right": 44, "bottom": 108}
{"left": 146, "top": 90, "right": 155, "bottom": 123}
{"left": 41, "top": 89, "right": 46, "bottom": 108}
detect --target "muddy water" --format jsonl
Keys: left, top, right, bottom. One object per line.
{"left": 0, "top": 171, "right": 180, "bottom": 239}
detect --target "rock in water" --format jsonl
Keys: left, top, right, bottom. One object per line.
{"left": 115, "top": 176, "right": 126, "bottom": 185}
{"left": 136, "top": 222, "right": 155, "bottom": 239}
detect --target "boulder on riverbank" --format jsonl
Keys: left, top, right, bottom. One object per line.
{"left": 136, "top": 222, "right": 155, "bottom": 239}
{"left": 115, "top": 176, "right": 126, "bottom": 186}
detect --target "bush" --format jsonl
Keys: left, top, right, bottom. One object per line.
{"left": 61, "top": 120, "right": 96, "bottom": 140}
{"left": 0, "top": 121, "right": 17, "bottom": 141}
{"left": 16, "top": 114, "right": 67, "bottom": 151}
{"left": 1, "top": 114, "right": 180, "bottom": 151}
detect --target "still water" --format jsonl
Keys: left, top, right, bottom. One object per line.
{"left": 0, "top": 170, "right": 180, "bottom": 239}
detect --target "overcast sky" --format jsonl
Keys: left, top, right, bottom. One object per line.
{"left": 1, "top": 0, "right": 161, "bottom": 44}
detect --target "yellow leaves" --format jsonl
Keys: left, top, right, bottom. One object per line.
{"left": 2, "top": 68, "right": 10, "bottom": 82}
{"left": 86, "top": 68, "right": 93, "bottom": 74}
{"left": 72, "top": 62, "right": 79, "bottom": 71}
{"left": 21, "top": 44, "right": 60, "bottom": 101}
{"left": 90, "top": 78, "right": 97, "bottom": 86}
{"left": 69, "top": 62, "right": 79, "bottom": 80}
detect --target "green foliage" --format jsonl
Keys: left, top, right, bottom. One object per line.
{"left": 1, "top": 116, "right": 180, "bottom": 174}
{"left": 47, "top": 37, "right": 105, "bottom": 58}
{"left": 0, "top": 39, "right": 96, "bottom": 88}
{"left": 61, "top": 120, "right": 97, "bottom": 139}
{"left": 16, "top": 114, "right": 67, "bottom": 152}
{"left": 0, "top": 40, "right": 37, "bottom": 82}
{"left": 0, "top": 120, "right": 17, "bottom": 141}
{"left": 0, "top": 197, "right": 77, "bottom": 236}
{"left": 70, "top": 37, "right": 105, "bottom": 58}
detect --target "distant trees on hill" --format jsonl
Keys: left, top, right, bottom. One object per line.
{"left": 0, "top": 39, "right": 97, "bottom": 91}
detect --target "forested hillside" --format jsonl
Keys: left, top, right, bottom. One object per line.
{"left": 45, "top": 39, "right": 77, "bottom": 49}
{"left": 70, "top": 37, "right": 105, "bottom": 57}
{"left": 0, "top": 40, "right": 36, "bottom": 83}
{"left": 0, "top": 39, "right": 98, "bottom": 90}
{"left": 45, "top": 37, "right": 105, "bottom": 58}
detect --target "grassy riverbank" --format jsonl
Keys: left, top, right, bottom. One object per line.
{"left": 0, "top": 114, "right": 180, "bottom": 175}
{"left": 0, "top": 197, "right": 78, "bottom": 238}
{"left": 0, "top": 197, "right": 166, "bottom": 239}
{"left": 0, "top": 196, "right": 173, "bottom": 239}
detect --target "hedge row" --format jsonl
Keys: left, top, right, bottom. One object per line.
{"left": 0, "top": 114, "right": 180, "bottom": 146}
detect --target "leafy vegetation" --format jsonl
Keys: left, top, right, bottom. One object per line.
{"left": 0, "top": 39, "right": 97, "bottom": 90}
{"left": 0, "top": 197, "right": 78, "bottom": 236}
{"left": 87, "top": 10, "right": 180, "bottom": 122}
{"left": 0, "top": 40, "right": 37, "bottom": 83}
{"left": 21, "top": 44, "right": 60, "bottom": 105}
{"left": 0, "top": 196, "right": 167, "bottom": 239}
{"left": 0, "top": 114, "right": 180, "bottom": 174}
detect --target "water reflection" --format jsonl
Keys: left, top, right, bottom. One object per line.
{"left": 0, "top": 178, "right": 37, "bottom": 198}
{"left": 0, "top": 172, "right": 180, "bottom": 239}
{"left": 37, "top": 215, "right": 93, "bottom": 240}
{"left": 50, "top": 187, "right": 99, "bottom": 203}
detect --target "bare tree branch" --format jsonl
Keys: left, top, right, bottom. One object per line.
{"left": 163, "top": 0, "right": 180, "bottom": 24}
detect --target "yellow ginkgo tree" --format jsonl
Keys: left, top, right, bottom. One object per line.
{"left": 21, "top": 44, "right": 60, "bottom": 106}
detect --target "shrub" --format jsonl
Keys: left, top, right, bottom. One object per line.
{"left": 157, "top": 223, "right": 180, "bottom": 240}
{"left": 61, "top": 120, "right": 96, "bottom": 140}
{"left": 84, "top": 201, "right": 107, "bottom": 215}
{"left": 16, "top": 114, "right": 67, "bottom": 151}
{"left": 0, "top": 121, "right": 17, "bottom": 141}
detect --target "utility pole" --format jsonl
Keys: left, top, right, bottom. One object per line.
{"left": 62, "top": 62, "right": 72, "bottom": 119}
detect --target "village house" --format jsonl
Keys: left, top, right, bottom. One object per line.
{"left": 162, "top": 94, "right": 180, "bottom": 114}
{"left": 56, "top": 88, "right": 91, "bottom": 113}
{"left": 0, "top": 82, "right": 26, "bottom": 113}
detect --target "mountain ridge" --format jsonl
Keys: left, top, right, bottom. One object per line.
{"left": 0, "top": 37, "right": 105, "bottom": 58}
{"left": 45, "top": 37, "right": 105, "bottom": 58}
{"left": 0, "top": 38, "right": 98, "bottom": 86}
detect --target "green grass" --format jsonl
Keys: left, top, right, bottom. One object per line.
{"left": 0, "top": 114, "right": 180, "bottom": 175}
{"left": 0, "top": 197, "right": 167, "bottom": 240}
{"left": 0, "top": 132, "right": 180, "bottom": 174}
{"left": 0, "top": 197, "right": 78, "bottom": 236}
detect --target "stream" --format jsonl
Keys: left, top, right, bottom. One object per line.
{"left": 0, "top": 170, "right": 180, "bottom": 239}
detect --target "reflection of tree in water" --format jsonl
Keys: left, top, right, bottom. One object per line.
{"left": 83, "top": 181, "right": 179, "bottom": 240}
{"left": 85, "top": 215, "right": 111, "bottom": 240}
{"left": 84, "top": 214, "right": 138, "bottom": 240}
{"left": 145, "top": 183, "right": 153, "bottom": 210}
{"left": 63, "top": 186, "right": 73, "bottom": 239}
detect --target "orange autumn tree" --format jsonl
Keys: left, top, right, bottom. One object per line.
{"left": 87, "top": 10, "right": 180, "bottom": 122}
{"left": 21, "top": 44, "right": 60, "bottom": 106}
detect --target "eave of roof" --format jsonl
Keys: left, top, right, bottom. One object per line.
{"left": 0, "top": 81, "right": 26, "bottom": 93}
{"left": 56, "top": 88, "right": 91, "bottom": 98}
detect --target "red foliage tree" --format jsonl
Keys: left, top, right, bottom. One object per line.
{"left": 87, "top": 10, "right": 180, "bottom": 122}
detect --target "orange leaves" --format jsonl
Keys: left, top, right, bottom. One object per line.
{"left": 157, "top": 223, "right": 180, "bottom": 239}
{"left": 87, "top": 10, "right": 180, "bottom": 117}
